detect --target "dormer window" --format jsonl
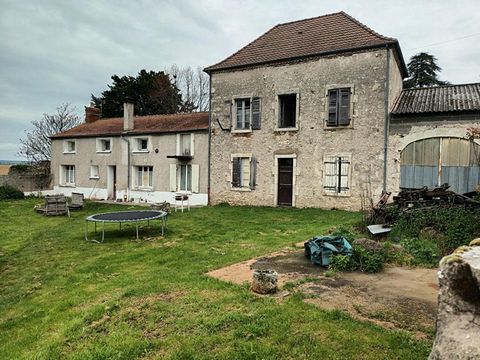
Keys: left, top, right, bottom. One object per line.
{"left": 63, "top": 140, "right": 76, "bottom": 154}
{"left": 96, "top": 138, "right": 112, "bottom": 153}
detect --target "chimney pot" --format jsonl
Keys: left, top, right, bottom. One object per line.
{"left": 85, "top": 105, "right": 101, "bottom": 123}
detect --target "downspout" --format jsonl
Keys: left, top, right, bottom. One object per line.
{"left": 121, "top": 136, "right": 131, "bottom": 200}
{"left": 383, "top": 45, "right": 391, "bottom": 193}
{"left": 207, "top": 73, "right": 212, "bottom": 205}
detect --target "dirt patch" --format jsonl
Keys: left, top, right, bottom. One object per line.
{"left": 207, "top": 247, "right": 438, "bottom": 337}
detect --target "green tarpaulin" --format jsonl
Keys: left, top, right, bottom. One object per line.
{"left": 304, "top": 235, "right": 353, "bottom": 266}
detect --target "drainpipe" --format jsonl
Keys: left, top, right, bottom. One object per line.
{"left": 121, "top": 136, "right": 131, "bottom": 200}
{"left": 207, "top": 73, "right": 212, "bottom": 205}
{"left": 383, "top": 45, "right": 391, "bottom": 193}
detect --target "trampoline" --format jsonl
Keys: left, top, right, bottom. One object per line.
{"left": 85, "top": 210, "right": 167, "bottom": 243}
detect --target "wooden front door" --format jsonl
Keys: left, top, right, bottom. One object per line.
{"left": 277, "top": 158, "right": 293, "bottom": 206}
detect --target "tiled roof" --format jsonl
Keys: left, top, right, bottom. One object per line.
{"left": 51, "top": 112, "right": 209, "bottom": 139}
{"left": 392, "top": 83, "right": 480, "bottom": 115}
{"left": 205, "top": 11, "right": 405, "bottom": 73}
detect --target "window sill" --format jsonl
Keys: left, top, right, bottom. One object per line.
{"left": 63, "top": 151, "right": 76, "bottom": 154}
{"left": 60, "top": 184, "right": 75, "bottom": 187}
{"left": 133, "top": 187, "right": 153, "bottom": 192}
{"left": 324, "top": 192, "right": 351, "bottom": 198}
{"left": 231, "top": 129, "right": 252, "bottom": 134}
{"left": 231, "top": 187, "right": 251, "bottom": 192}
{"left": 132, "top": 150, "right": 149, "bottom": 154}
{"left": 324, "top": 125, "right": 353, "bottom": 131}
{"left": 89, "top": 176, "right": 100, "bottom": 180}
{"left": 96, "top": 150, "right": 111, "bottom": 154}
{"left": 275, "top": 127, "right": 298, "bottom": 132}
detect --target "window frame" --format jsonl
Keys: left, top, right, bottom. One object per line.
{"left": 323, "top": 154, "right": 352, "bottom": 197}
{"left": 177, "top": 164, "right": 192, "bottom": 192}
{"left": 63, "top": 140, "right": 76, "bottom": 154}
{"left": 231, "top": 96, "right": 261, "bottom": 133}
{"left": 132, "top": 137, "right": 150, "bottom": 153}
{"left": 96, "top": 138, "right": 112, "bottom": 153}
{"left": 89, "top": 165, "right": 100, "bottom": 179}
{"left": 230, "top": 153, "right": 254, "bottom": 191}
{"left": 275, "top": 91, "right": 299, "bottom": 131}
{"left": 60, "top": 164, "right": 75, "bottom": 186}
{"left": 133, "top": 165, "right": 153, "bottom": 190}
{"left": 324, "top": 84, "right": 355, "bottom": 129}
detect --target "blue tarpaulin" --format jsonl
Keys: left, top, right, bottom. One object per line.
{"left": 304, "top": 236, "right": 353, "bottom": 266}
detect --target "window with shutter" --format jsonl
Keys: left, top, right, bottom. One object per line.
{"left": 134, "top": 166, "right": 153, "bottom": 188}
{"left": 327, "top": 87, "right": 351, "bottom": 127}
{"left": 323, "top": 155, "right": 351, "bottom": 195}
{"left": 231, "top": 156, "right": 252, "bottom": 189}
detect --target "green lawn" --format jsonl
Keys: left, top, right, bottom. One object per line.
{"left": 0, "top": 199, "right": 431, "bottom": 359}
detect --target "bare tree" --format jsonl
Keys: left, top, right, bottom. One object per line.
{"left": 18, "top": 103, "right": 81, "bottom": 162}
{"left": 166, "top": 65, "right": 209, "bottom": 112}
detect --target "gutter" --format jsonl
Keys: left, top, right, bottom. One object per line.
{"left": 207, "top": 74, "right": 212, "bottom": 205}
{"left": 383, "top": 45, "right": 391, "bottom": 193}
{"left": 121, "top": 136, "right": 131, "bottom": 200}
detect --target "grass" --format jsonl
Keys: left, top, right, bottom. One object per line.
{"left": 0, "top": 199, "right": 432, "bottom": 359}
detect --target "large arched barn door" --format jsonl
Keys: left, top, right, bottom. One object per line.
{"left": 400, "top": 137, "right": 480, "bottom": 193}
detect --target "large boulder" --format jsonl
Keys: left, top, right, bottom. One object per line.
{"left": 429, "top": 240, "right": 480, "bottom": 360}
{"left": 251, "top": 269, "right": 278, "bottom": 294}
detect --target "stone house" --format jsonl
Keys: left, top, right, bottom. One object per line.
{"left": 50, "top": 103, "right": 209, "bottom": 205}
{"left": 204, "top": 12, "right": 407, "bottom": 210}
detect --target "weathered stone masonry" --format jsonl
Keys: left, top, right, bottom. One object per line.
{"left": 209, "top": 48, "right": 403, "bottom": 210}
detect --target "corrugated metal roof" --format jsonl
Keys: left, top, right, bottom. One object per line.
{"left": 204, "top": 12, "right": 406, "bottom": 75}
{"left": 51, "top": 112, "right": 209, "bottom": 139}
{"left": 392, "top": 83, "right": 480, "bottom": 115}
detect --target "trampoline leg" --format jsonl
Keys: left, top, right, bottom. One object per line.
{"left": 94, "top": 222, "right": 97, "bottom": 235}
{"left": 120, "top": 222, "right": 122, "bottom": 230}
{"left": 85, "top": 221, "right": 88, "bottom": 241}
{"left": 102, "top": 221, "right": 105, "bottom": 243}
{"left": 136, "top": 222, "right": 139, "bottom": 240}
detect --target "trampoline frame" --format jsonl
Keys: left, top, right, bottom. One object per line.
{"left": 84, "top": 210, "right": 167, "bottom": 243}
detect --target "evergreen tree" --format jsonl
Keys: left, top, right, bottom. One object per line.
{"left": 92, "top": 70, "right": 184, "bottom": 118}
{"left": 403, "top": 52, "right": 450, "bottom": 88}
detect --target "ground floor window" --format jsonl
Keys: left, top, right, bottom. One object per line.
{"left": 231, "top": 156, "right": 256, "bottom": 189}
{"left": 178, "top": 164, "right": 192, "bottom": 191}
{"left": 61, "top": 165, "right": 75, "bottom": 186}
{"left": 323, "top": 155, "right": 351, "bottom": 195}
{"left": 90, "top": 165, "right": 99, "bottom": 179}
{"left": 134, "top": 166, "right": 153, "bottom": 188}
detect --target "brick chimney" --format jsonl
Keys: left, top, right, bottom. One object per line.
{"left": 123, "top": 100, "right": 134, "bottom": 131}
{"left": 85, "top": 104, "right": 101, "bottom": 123}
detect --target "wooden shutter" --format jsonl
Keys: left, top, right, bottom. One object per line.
{"left": 169, "top": 164, "right": 177, "bottom": 191}
{"left": 338, "top": 157, "right": 350, "bottom": 193}
{"left": 338, "top": 89, "right": 351, "bottom": 126}
{"left": 251, "top": 98, "right": 261, "bottom": 130}
{"left": 327, "top": 89, "right": 338, "bottom": 126}
{"left": 249, "top": 157, "right": 257, "bottom": 190}
{"left": 175, "top": 134, "right": 181, "bottom": 156}
{"left": 190, "top": 133, "right": 195, "bottom": 156}
{"left": 191, "top": 164, "right": 199, "bottom": 193}
{"left": 232, "top": 157, "right": 241, "bottom": 187}
{"left": 323, "top": 156, "right": 338, "bottom": 192}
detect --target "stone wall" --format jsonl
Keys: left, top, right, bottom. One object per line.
{"left": 429, "top": 240, "right": 480, "bottom": 359}
{"left": 0, "top": 169, "right": 51, "bottom": 192}
{"left": 209, "top": 47, "right": 403, "bottom": 210}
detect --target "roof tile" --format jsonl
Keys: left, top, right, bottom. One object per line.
{"left": 51, "top": 112, "right": 209, "bottom": 139}
{"left": 205, "top": 12, "right": 400, "bottom": 72}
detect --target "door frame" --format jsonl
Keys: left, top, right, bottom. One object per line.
{"left": 107, "top": 165, "right": 116, "bottom": 200}
{"left": 274, "top": 154, "right": 297, "bottom": 207}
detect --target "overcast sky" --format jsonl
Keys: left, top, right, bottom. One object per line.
{"left": 1, "top": 0, "right": 479, "bottom": 160}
